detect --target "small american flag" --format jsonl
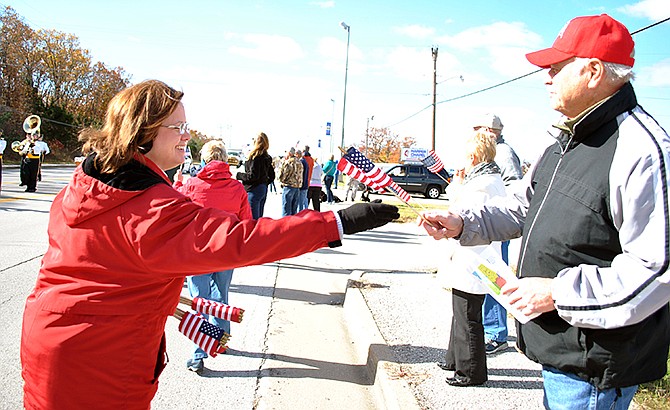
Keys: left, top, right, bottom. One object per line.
{"left": 178, "top": 312, "right": 227, "bottom": 356}
{"left": 337, "top": 157, "right": 384, "bottom": 192}
{"left": 338, "top": 147, "right": 392, "bottom": 191}
{"left": 191, "top": 297, "right": 244, "bottom": 323}
{"left": 421, "top": 150, "right": 445, "bottom": 174}
{"left": 387, "top": 181, "right": 411, "bottom": 202}
{"left": 337, "top": 147, "right": 412, "bottom": 202}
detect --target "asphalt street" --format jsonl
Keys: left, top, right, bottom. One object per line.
{"left": 0, "top": 164, "right": 546, "bottom": 409}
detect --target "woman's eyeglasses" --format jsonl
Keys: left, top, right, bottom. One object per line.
{"left": 162, "top": 122, "right": 190, "bottom": 135}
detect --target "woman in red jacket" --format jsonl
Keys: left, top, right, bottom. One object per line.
{"left": 20, "top": 79, "right": 399, "bottom": 409}
{"left": 174, "top": 139, "right": 251, "bottom": 373}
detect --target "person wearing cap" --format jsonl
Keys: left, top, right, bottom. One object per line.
{"left": 471, "top": 113, "right": 523, "bottom": 357}
{"left": 419, "top": 14, "right": 670, "bottom": 409}
{"left": 0, "top": 132, "right": 5, "bottom": 196}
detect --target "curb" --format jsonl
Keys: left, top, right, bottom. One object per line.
{"left": 343, "top": 270, "right": 422, "bottom": 410}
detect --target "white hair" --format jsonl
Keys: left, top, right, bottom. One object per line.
{"left": 574, "top": 57, "right": 634, "bottom": 83}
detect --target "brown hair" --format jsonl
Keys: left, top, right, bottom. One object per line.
{"left": 79, "top": 79, "right": 184, "bottom": 173}
{"left": 248, "top": 132, "right": 269, "bottom": 160}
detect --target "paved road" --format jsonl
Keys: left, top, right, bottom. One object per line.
{"left": 1, "top": 166, "right": 412, "bottom": 410}
{"left": 0, "top": 165, "right": 547, "bottom": 410}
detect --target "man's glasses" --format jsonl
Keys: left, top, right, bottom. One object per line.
{"left": 162, "top": 122, "right": 190, "bottom": 135}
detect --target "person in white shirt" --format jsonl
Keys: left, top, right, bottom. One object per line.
{"left": 21, "top": 132, "right": 49, "bottom": 192}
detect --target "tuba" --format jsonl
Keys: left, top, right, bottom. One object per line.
{"left": 23, "top": 115, "right": 41, "bottom": 135}
{"left": 11, "top": 115, "right": 41, "bottom": 152}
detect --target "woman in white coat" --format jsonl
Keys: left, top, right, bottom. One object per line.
{"left": 437, "top": 130, "right": 506, "bottom": 387}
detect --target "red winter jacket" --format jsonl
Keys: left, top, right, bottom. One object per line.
{"left": 21, "top": 154, "right": 341, "bottom": 409}
{"left": 173, "top": 160, "right": 252, "bottom": 219}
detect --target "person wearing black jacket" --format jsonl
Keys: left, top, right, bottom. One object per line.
{"left": 236, "top": 132, "right": 275, "bottom": 219}
{"left": 419, "top": 14, "right": 670, "bottom": 409}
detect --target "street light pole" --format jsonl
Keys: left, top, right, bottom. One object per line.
{"left": 340, "top": 21, "right": 350, "bottom": 151}
{"left": 431, "top": 46, "right": 438, "bottom": 151}
{"left": 329, "top": 98, "right": 335, "bottom": 155}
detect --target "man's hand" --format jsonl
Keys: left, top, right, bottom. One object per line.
{"left": 417, "top": 211, "right": 464, "bottom": 240}
{"left": 501, "top": 277, "right": 556, "bottom": 316}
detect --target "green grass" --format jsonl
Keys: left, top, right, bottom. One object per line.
{"left": 634, "top": 356, "right": 670, "bottom": 409}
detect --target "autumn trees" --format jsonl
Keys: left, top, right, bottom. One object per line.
{"left": 0, "top": 6, "right": 130, "bottom": 161}
{"left": 358, "top": 126, "right": 416, "bottom": 164}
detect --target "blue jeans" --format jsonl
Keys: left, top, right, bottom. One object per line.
{"left": 542, "top": 366, "right": 637, "bottom": 410}
{"left": 297, "top": 189, "right": 308, "bottom": 211}
{"left": 334, "top": 170, "right": 340, "bottom": 188}
{"left": 483, "top": 240, "right": 510, "bottom": 343}
{"left": 282, "top": 186, "right": 300, "bottom": 216}
{"left": 323, "top": 175, "right": 334, "bottom": 202}
{"left": 187, "top": 269, "right": 234, "bottom": 360}
{"left": 247, "top": 183, "right": 268, "bottom": 219}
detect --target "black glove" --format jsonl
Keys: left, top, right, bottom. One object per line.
{"left": 337, "top": 202, "right": 400, "bottom": 235}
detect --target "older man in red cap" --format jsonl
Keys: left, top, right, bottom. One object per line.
{"left": 419, "top": 14, "right": 670, "bottom": 409}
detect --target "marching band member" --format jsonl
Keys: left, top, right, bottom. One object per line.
{"left": 0, "top": 131, "right": 5, "bottom": 195}
{"left": 20, "top": 131, "right": 49, "bottom": 192}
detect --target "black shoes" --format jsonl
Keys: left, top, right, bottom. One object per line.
{"left": 446, "top": 375, "right": 486, "bottom": 387}
{"left": 436, "top": 361, "right": 455, "bottom": 371}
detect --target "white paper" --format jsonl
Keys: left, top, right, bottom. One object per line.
{"left": 452, "top": 246, "right": 540, "bottom": 324}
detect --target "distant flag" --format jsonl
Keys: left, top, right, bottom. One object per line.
{"left": 178, "top": 311, "right": 228, "bottom": 357}
{"left": 190, "top": 297, "right": 244, "bottom": 323}
{"left": 421, "top": 150, "right": 445, "bottom": 174}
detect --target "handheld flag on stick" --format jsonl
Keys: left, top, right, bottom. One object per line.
{"left": 174, "top": 308, "right": 229, "bottom": 357}
{"left": 179, "top": 296, "right": 244, "bottom": 323}
{"left": 337, "top": 147, "right": 392, "bottom": 193}
{"left": 421, "top": 150, "right": 451, "bottom": 184}
{"left": 337, "top": 146, "right": 436, "bottom": 226}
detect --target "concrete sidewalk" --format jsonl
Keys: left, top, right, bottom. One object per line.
{"left": 337, "top": 221, "right": 545, "bottom": 410}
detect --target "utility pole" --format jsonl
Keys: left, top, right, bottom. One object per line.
{"left": 431, "top": 46, "right": 438, "bottom": 151}
{"left": 365, "top": 115, "right": 374, "bottom": 155}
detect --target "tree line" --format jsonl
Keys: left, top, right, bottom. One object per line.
{"left": 0, "top": 6, "right": 130, "bottom": 162}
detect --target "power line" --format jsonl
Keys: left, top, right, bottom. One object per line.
{"left": 385, "top": 16, "right": 670, "bottom": 129}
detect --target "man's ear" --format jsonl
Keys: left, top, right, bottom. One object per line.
{"left": 586, "top": 58, "right": 606, "bottom": 88}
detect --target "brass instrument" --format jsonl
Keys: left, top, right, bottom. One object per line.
{"left": 11, "top": 140, "right": 22, "bottom": 152}
{"left": 12, "top": 115, "right": 41, "bottom": 153}
{"left": 23, "top": 115, "right": 41, "bottom": 135}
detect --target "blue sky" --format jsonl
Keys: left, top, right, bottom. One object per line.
{"left": 6, "top": 0, "right": 670, "bottom": 165}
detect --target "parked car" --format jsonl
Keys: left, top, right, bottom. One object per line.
{"left": 227, "top": 149, "right": 245, "bottom": 167}
{"left": 385, "top": 163, "right": 451, "bottom": 199}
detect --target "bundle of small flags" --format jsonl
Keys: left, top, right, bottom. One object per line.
{"left": 337, "top": 146, "right": 411, "bottom": 202}
{"left": 173, "top": 296, "right": 245, "bottom": 357}
{"left": 182, "top": 296, "right": 245, "bottom": 323}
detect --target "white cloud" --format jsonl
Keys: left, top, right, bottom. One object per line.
{"left": 635, "top": 58, "right": 670, "bottom": 86}
{"left": 309, "top": 1, "right": 335, "bottom": 8}
{"left": 228, "top": 34, "right": 304, "bottom": 64}
{"left": 393, "top": 24, "right": 436, "bottom": 39}
{"left": 618, "top": 0, "right": 670, "bottom": 20}
{"left": 383, "top": 46, "right": 461, "bottom": 83}
{"left": 436, "top": 22, "right": 543, "bottom": 77}
{"left": 438, "top": 21, "right": 543, "bottom": 50}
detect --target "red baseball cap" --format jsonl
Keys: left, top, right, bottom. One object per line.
{"left": 526, "top": 14, "right": 635, "bottom": 68}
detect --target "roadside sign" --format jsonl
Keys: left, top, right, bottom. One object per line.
{"left": 401, "top": 147, "right": 428, "bottom": 161}
{"left": 326, "top": 122, "right": 331, "bottom": 136}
